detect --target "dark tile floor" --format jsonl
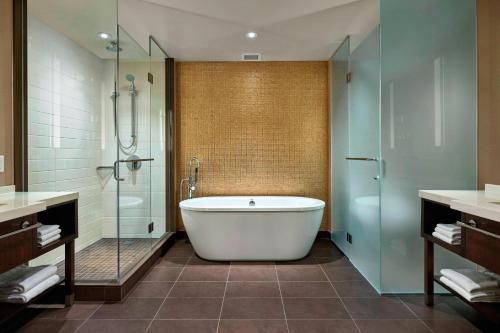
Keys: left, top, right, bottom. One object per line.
{"left": 19, "top": 238, "right": 494, "bottom": 333}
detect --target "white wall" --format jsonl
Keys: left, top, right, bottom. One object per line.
{"left": 28, "top": 16, "right": 107, "bottom": 263}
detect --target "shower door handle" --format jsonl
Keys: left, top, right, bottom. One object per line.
{"left": 113, "top": 158, "right": 155, "bottom": 181}
{"left": 345, "top": 157, "right": 379, "bottom": 161}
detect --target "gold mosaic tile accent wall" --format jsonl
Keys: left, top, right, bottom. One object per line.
{"left": 176, "top": 61, "right": 330, "bottom": 230}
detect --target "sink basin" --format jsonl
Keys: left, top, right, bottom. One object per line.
{"left": 0, "top": 203, "right": 7, "bottom": 207}
{"left": 489, "top": 202, "right": 500, "bottom": 206}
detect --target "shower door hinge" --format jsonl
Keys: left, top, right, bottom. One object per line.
{"left": 346, "top": 72, "right": 352, "bottom": 84}
{"left": 148, "top": 222, "right": 154, "bottom": 233}
{"left": 148, "top": 72, "right": 154, "bottom": 84}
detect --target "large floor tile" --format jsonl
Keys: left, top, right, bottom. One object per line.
{"left": 275, "top": 256, "right": 318, "bottom": 266}
{"left": 91, "top": 298, "right": 163, "bottom": 319}
{"left": 276, "top": 266, "right": 327, "bottom": 281}
{"left": 163, "top": 247, "right": 194, "bottom": 257}
{"left": 187, "top": 256, "right": 230, "bottom": 266}
{"left": 280, "top": 282, "right": 337, "bottom": 297}
{"left": 355, "top": 319, "right": 431, "bottom": 333}
{"left": 323, "top": 266, "right": 364, "bottom": 282}
{"left": 399, "top": 295, "right": 476, "bottom": 320}
{"left": 218, "top": 319, "right": 288, "bottom": 333}
{"left": 332, "top": 280, "right": 378, "bottom": 297}
{"left": 18, "top": 319, "right": 83, "bottom": 333}
{"left": 142, "top": 267, "right": 183, "bottom": 282}
{"left": 128, "top": 282, "right": 174, "bottom": 298}
{"left": 169, "top": 282, "right": 226, "bottom": 297}
{"left": 77, "top": 319, "right": 150, "bottom": 333}
{"left": 225, "top": 281, "right": 281, "bottom": 297}
{"left": 156, "top": 257, "right": 190, "bottom": 267}
{"left": 283, "top": 298, "right": 350, "bottom": 319}
{"left": 287, "top": 319, "right": 358, "bottom": 333}
{"left": 221, "top": 298, "right": 285, "bottom": 319}
{"left": 178, "top": 266, "right": 229, "bottom": 281}
{"left": 342, "top": 297, "right": 416, "bottom": 320}
{"left": 316, "top": 256, "right": 352, "bottom": 267}
{"left": 229, "top": 266, "right": 277, "bottom": 281}
{"left": 147, "top": 319, "right": 218, "bottom": 333}
{"left": 38, "top": 303, "right": 101, "bottom": 320}
{"left": 423, "top": 319, "right": 483, "bottom": 333}
{"left": 156, "top": 297, "right": 223, "bottom": 319}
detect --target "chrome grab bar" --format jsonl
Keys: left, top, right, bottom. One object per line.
{"left": 456, "top": 221, "right": 500, "bottom": 241}
{"left": 0, "top": 222, "right": 42, "bottom": 240}
{"left": 96, "top": 166, "right": 114, "bottom": 171}
{"left": 345, "top": 157, "right": 378, "bottom": 161}
{"left": 113, "top": 158, "right": 154, "bottom": 181}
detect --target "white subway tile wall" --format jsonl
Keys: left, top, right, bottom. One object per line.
{"left": 28, "top": 16, "right": 106, "bottom": 265}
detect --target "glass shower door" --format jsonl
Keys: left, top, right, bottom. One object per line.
{"left": 116, "top": 26, "right": 153, "bottom": 278}
{"left": 346, "top": 27, "right": 381, "bottom": 291}
{"left": 331, "top": 27, "right": 381, "bottom": 291}
{"left": 331, "top": 39, "right": 351, "bottom": 255}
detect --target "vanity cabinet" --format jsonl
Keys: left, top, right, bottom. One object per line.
{"left": 0, "top": 214, "right": 37, "bottom": 273}
{"left": 0, "top": 198, "right": 78, "bottom": 326}
{"left": 421, "top": 198, "right": 500, "bottom": 325}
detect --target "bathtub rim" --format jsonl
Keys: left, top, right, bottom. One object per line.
{"left": 179, "top": 196, "right": 325, "bottom": 212}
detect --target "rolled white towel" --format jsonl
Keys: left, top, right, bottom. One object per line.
{"left": 37, "top": 225, "right": 60, "bottom": 237}
{"left": 0, "top": 265, "right": 57, "bottom": 294}
{"left": 37, "top": 234, "right": 61, "bottom": 247}
{"left": 0, "top": 275, "right": 60, "bottom": 304}
{"left": 440, "top": 276, "right": 500, "bottom": 303}
{"left": 436, "top": 223, "right": 461, "bottom": 233}
{"left": 440, "top": 269, "right": 499, "bottom": 293}
{"left": 435, "top": 225, "right": 461, "bottom": 238}
{"left": 432, "top": 231, "right": 461, "bottom": 245}
{"left": 37, "top": 228, "right": 61, "bottom": 242}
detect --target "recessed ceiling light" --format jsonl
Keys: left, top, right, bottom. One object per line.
{"left": 97, "top": 32, "right": 111, "bottom": 40}
{"left": 246, "top": 31, "right": 257, "bottom": 39}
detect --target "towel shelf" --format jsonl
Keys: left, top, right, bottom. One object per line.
{"left": 421, "top": 198, "right": 500, "bottom": 326}
{"left": 0, "top": 199, "right": 78, "bottom": 328}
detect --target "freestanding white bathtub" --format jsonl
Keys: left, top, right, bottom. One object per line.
{"left": 179, "top": 196, "right": 325, "bottom": 261}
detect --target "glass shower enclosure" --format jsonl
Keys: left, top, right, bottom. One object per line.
{"left": 27, "top": 0, "right": 173, "bottom": 283}
{"left": 331, "top": 0, "right": 477, "bottom": 293}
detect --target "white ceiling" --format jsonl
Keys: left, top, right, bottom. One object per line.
{"left": 29, "top": 0, "right": 380, "bottom": 61}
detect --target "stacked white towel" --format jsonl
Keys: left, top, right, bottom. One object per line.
{"left": 432, "top": 223, "right": 461, "bottom": 245}
{"left": 440, "top": 268, "right": 500, "bottom": 303}
{"left": 37, "top": 224, "right": 61, "bottom": 246}
{"left": 0, "top": 265, "right": 60, "bottom": 304}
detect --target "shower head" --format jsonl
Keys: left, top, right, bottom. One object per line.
{"left": 126, "top": 74, "right": 135, "bottom": 82}
{"left": 126, "top": 74, "right": 137, "bottom": 95}
{"left": 105, "top": 40, "right": 122, "bottom": 52}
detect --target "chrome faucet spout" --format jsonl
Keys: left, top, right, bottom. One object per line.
{"left": 186, "top": 157, "right": 200, "bottom": 199}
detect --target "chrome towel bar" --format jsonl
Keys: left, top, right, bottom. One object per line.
{"left": 456, "top": 221, "right": 500, "bottom": 240}
{"left": 345, "top": 157, "right": 378, "bottom": 161}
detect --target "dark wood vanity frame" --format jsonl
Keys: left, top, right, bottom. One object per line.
{"left": 421, "top": 198, "right": 500, "bottom": 325}
{"left": 0, "top": 200, "right": 77, "bottom": 325}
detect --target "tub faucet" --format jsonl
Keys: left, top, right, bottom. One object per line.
{"left": 187, "top": 157, "right": 200, "bottom": 199}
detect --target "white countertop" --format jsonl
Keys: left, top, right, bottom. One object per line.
{"left": 419, "top": 184, "right": 500, "bottom": 223}
{"left": 0, "top": 186, "right": 79, "bottom": 223}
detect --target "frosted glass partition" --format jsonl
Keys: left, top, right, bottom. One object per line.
{"left": 380, "top": 0, "right": 477, "bottom": 293}
{"left": 331, "top": 39, "right": 350, "bottom": 255}
{"left": 347, "top": 26, "right": 381, "bottom": 290}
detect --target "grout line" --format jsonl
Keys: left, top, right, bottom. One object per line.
{"left": 144, "top": 250, "right": 194, "bottom": 332}
{"left": 274, "top": 262, "right": 290, "bottom": 333}
{"left": 73, "top": 302, "right": 104, "bottom": 332}
{"left": 318, "top": 261, "right": 362, "bottom": 333}
{"left": 397, "top": 296, "right": 435, "bottom": 333}
{"left": 215, "top": 259, "right": 231, "bottom": 333}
